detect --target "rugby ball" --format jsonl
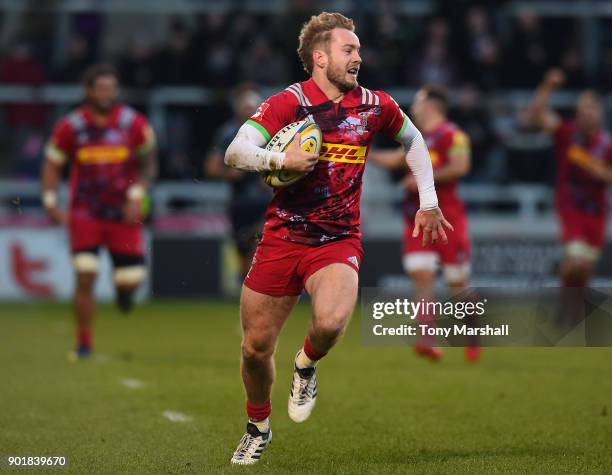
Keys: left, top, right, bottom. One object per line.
{"left": 261, "top": 120, "right": 322, "bottom": 187}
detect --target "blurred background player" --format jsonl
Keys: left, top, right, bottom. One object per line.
{"left": 528, "top": 69, "right": 612, "bottom": 294}
{"left": 369, "top": 85, "right": 479, "bottom": 362}
{"left": 204, "top": 84, "right": 271, "bottom": 279}
{"left": 41, "top": 63, "right": 157, "bottom": 359}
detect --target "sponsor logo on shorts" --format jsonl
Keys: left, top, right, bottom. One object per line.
{"left": 319, "top": 143, "right": 367, "bottom": 164}
{"left": 347, "top": 256, "right": 359, "bottom": 268}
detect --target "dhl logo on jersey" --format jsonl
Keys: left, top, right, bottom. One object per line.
{"left": 76, "top": 145, "right": 130, "bottom": 165}
{"left": 318, "top": 143, "right": 367, "bottom": 164}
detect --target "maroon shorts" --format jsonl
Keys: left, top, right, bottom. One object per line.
{"left": 557, "top": 207, "right": 607, "bottom": 249}
{"left": 69, "top": 213, "right": 144, "bottom": 256}
{"left": 403, "top": 211, "right": 471, "bottom": 265}
{"left": 244, "top": 234, "right": 363, "bottom": 297}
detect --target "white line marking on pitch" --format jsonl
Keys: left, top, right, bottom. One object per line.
{"left": 121, "top": 378, "right": 145, "bottom": 389}
{"left": 94, "top": 354, "right": 112, "bottom": 364}
{"left": 162, "top": 410, "right": 193, "bottom": 423}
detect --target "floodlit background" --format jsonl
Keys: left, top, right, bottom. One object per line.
{"left": 1, "top": 1, "right": 611, "bottom": 473}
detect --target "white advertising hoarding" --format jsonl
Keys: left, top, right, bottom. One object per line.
{"left": 0, "top": 228, "right": 150, "bottom": 301}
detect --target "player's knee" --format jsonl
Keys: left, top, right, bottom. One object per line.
{"left": 443, "top": 263, "right": 471, "bottom": 288}
{"left": 313, "top": 309, "right": 350, "bottom": 341}
{"left": 241, "top": 338, "right": 275, "bottom": 365}
{"left": 73, "top": 253, "right": 98, "bottom": 291}
{"left": 114, "top": 265, "right": 146, "bottom": 290}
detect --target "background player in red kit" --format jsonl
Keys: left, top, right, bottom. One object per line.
{"left": 41, "top": 63, "right": 157, "bottom": 359}
{"left": 224, "top": 13, "right": 452, "bottom": 465}
{"left": 369, "top": 85, "right": 479, "bottom": 362}
{"left": 529, "top": 69, "right": 612, "bottom": 291}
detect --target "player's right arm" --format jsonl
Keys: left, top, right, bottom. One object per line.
{"left": 41, "top": 119, "right": 73, "bottom": 225}
{"left": 528, "top": 68, "right": 564, "bottom": 134}
{"left": 224, "top": 91, "right": 318, "bottom": 173}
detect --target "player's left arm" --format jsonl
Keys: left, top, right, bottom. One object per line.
{"left": 381, "top": 93, "right": 453, "bottom": 246}
{"left": 125, "top": 118, "right": 158, "bottom": 224}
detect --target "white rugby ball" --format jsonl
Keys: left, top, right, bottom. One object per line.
{"left": 261, "top": 120, "right": 322, "bottom": 187}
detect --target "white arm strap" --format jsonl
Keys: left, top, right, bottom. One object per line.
{"left": 224, "top": 123, "right": 285, "bottom": 172}
{"left": 396, "top": 117, "right": 439, "bottom": 210}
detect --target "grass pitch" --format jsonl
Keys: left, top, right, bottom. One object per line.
{"left": 1, "top": 300, "right": 611, "bottom": 474}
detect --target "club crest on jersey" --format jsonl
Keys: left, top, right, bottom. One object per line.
{"left": 358, "top": 111, "right": 370, "bottom": 128}
{"left": 104, "top": 129, "right": 124, "bottom": 144}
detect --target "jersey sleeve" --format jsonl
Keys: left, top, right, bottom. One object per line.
{"left": 378, "top": 91, "right": 410, "bottom": 140}
{"left": 244, "top": 90, "right": 298, "bottom": 143}
{"left": 131, "top": 114, "right": 157, "bottom": 156}
{"left": 45, "top": 119, "right": 74, "bottom": 165}
{"left": 448, "top": 129, "right": 471, "bottom": 157}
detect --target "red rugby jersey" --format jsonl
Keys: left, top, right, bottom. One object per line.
{"left": 247, "top": 78, "right": 410, "bottom": 245}
{"left": 46, "top": 104, "right": 155, "bottom": 221}
{"left": 554, "top": 120, "right": 612, "bottom": 216}
{"left": 404, "top": 121, "right": 469, "bottom": 222}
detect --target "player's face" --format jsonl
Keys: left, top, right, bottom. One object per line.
{"left": 86, "top": 75, "right": 119, "bottom": 114}
{"left": 410, "top": 90, "right": 429, "bottom": 127}
{"left": 575, "top": 92, "right": 603, "bottom": 134}
{"left": 325, "top": 28, "right": 361, "bottom": 93}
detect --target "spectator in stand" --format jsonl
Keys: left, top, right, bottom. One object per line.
{"left": 0, "top": 39, "right": 49, "bottom": 177}
{"left": 451, "top": 84, "right": 496, "bottom": 181}
{"left": 54, "top": 34, "right": 91, "bottom": 83}
{"left": 119, "top": 36, "right": 155, "bottom": 89}
{"left": 153, "top": 18, "right": 195, "bottom": 85}
{"left": 560, "top": 46, "right": 588, "bottom": 89}
{"left": 462, "top": 6, "right": 501, "bottom": 90}
{"left": 407, "top": 18, "right": 458, "bottom": 87}
{"left": 504, "top": 8, "right": 551, "bottom": 88}
{"left": 239, "top": 36, "right": 289, "bottom": 86}
{"left": 598, "top": 45, "right": 612, "bottom": 89}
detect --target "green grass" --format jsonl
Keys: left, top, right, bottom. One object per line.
{"left": 1, "top": 300, "right": 611, "bottom": 474}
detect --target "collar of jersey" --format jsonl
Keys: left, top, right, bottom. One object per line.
{"left": 301, "top": 78, "right": 362, "bottom": 108}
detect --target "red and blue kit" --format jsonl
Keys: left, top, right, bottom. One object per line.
{"left": 46, "top": 104, "right": 155, "bottom": 256}
{"left": 404, "top": 121, "right": 470, "bottom": 266}
{"left": 554, "top": 120, "right": 612, "bottom": 249}
{"left": 244, "top": 79, "right": 412, "bottom": 296}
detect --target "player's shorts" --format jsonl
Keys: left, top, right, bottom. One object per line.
{"left": 244, "top": 234, "right": 363, "bottom": 297}
{"left": 402, "top": 212, "right": 470, "bottom": 282}
{"left": 557, "top": 207, "right": 606, "bottom": 261}
{"left": 69, "top": 213, "right": 144, "bottom": 257}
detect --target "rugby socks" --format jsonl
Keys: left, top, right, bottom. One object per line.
{"left": 296, "top": 337, "right": 326, "bottom": 369}
{"left": 77, "top": 325, "right": 92, "bottom": 350}
{"left": 246, "top": 400, "right": 271, "bottom": 433}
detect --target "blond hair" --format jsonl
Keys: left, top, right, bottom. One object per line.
{"left": 297, "top": 12, "right": 355, "bottom": 75}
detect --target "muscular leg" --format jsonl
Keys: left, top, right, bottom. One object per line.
{"left": 559, "top": 255, "right": 596, "bottom": 323}
{"left": 304, "top": 263, "right": 359, "bottom": 356}
{"left": 240, "top": 285, "right": 298, "bottom": 405}
{"left": 409, "top": 268, "right": 442, "bottom": 359}
{"left": 444, "top": 268, "right": 480, "bottom": 362}
{"left": 74, "top": 271, "right": 97, "bottom": 352}
{"left": 560, "top": 256, "right": 594, "bottom": 288}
